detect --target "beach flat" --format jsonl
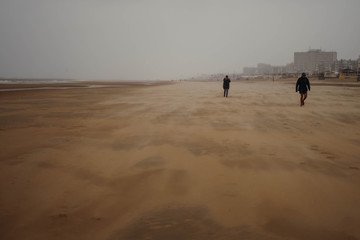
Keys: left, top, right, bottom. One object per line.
{"left": 0, "top": 79, "right": 360, "bottom": 240}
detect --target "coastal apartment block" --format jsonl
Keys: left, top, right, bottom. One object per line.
{"left": 294, "top": 49, "right": 337, "bottom": 73}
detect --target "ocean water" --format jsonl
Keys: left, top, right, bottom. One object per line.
{"left": 0, "top": 79, "right": 158, "bottom": 92}
{"left": 0, "top": 79, "right": 126, "bottom": 92}
{"left": 0, "top": 79, "right": 80, "bottom": 84}
{"left": 0, "top": 85, "right": 128, "bottom": 92}
{"left": 0, "top": 79, "right": 158, "bottom": 84}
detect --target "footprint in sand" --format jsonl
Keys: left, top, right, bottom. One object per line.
{"left": 349, "top": 166, "right": 359, "bottom": 170}
{"left": 320, "top": 151, "right": 336, "bottom": 160}
{"left": 310, "top": 145, "right": 336, "bottom": 160}
{"left": 310, "top": 145, "right": 319, "bottom": 151}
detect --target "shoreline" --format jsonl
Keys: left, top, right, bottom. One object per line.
{"left": 0, "top": 80, "right": 172, "bottom": 92}
{"left": 1, "top": 77, "right": 359, "bottom": 90}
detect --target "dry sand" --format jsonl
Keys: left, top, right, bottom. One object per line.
{"left": 0, "top": 79, "right": 360, "bottom": 240}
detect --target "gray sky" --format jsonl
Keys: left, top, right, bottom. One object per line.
{"left": 0, "top": 0, "right": 359, "bottom": 80}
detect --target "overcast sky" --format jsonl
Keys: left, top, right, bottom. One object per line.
{"left": 0, "top": 0, "right": 359, "bottom": 80}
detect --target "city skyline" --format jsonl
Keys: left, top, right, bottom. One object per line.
{"left": 243, "top": 49, "right": 359, "bottom": 77}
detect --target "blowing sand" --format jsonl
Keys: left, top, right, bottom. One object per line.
{"left": 0, "top": 79, "right": 360, "bottom": 240}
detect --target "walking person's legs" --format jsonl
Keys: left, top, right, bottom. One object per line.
{"left": 225, "top": 89, "right": 229, "bottom": 97}
{"left": 303, "top": 93, "right": 307, "bottom": 104}
{"left": 300, "top": 93, "right": 308, "bottom": 106}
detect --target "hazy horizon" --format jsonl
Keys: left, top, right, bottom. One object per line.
{"left": 1, "top": 0, "right": 359, "bottom": 80}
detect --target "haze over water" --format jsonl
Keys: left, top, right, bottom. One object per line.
{"left": 0, "top": 0, "right": 359, "bottom": 80}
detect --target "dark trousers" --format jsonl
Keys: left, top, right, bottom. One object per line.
{"left": 224, "top": 88, "right": 229, "bottom": 97}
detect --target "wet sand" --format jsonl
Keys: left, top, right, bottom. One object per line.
{"left": 1, "top": 79, "right": 360, "bottom": 240}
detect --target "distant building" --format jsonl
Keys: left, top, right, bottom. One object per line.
{"left": 243, "top": 63, "right": 287, "bottom": 75}
{"left": 285, "top": 63, "right": 295, "bottom": 73}
{"left": 271, "top": 66, "right": 287, "bottom": 74}
{"left": 257, "top": 63, "right": 272, "bottom": 75}
{"left": 243, "top": 67, "right": 258, "bottom": 75}
{"left": 294, "top": 49, "right": 337, "bottom": 73}
{"left": 336, "top": 59, "right": 358, "bottom": 71}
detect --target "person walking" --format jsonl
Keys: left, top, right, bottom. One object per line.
{"left": 223, "top": 75, "right": 231, "bottom": 97}
{"left": 296, "top": 72, "right": 311, "bottom": 106}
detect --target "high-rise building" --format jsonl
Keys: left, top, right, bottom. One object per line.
{"left": 294, "top": 49, "right": 337, "bottom": 73}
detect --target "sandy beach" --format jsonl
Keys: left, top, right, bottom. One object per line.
{"left": 1, "top": 79, "right": 360, "bottom": 240}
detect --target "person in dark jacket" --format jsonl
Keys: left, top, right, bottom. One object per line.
{"left": 296, "top": 72, "right": 311, "bottom": 106}
{"left": 223, "top": 75, "right": 231, "bottom": 97}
